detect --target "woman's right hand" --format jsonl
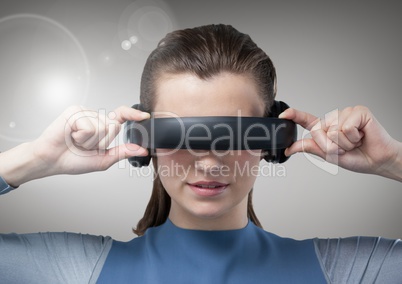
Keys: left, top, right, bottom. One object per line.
{"left": 0, "top": 105, "right": 150, "bottom": 187}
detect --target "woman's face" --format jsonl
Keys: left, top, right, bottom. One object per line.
{"left": 154, "top": 72, "right": 266, "bottom": 230}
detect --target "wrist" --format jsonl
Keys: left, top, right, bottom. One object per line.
{"left": 0, "top": 175, "right": 16, "bottom": 194}
{"left": 0, "top": 141, "right": 50, "bottom": 187}
{"left": 378, "top": 140, "right": 402, "bottom": 182}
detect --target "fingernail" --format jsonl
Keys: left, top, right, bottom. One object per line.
{"left": 141, "top": 112, "right": 151, "bottom": 119}
{"left": 338, "top": 148, "right": 346, "bottom": 155}
{"left": 138, "top": 147, "right": 149, "bottom": 156}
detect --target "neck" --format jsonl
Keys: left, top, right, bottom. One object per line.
{"left": 168, "top": 198, "right": 249, "bottom": 231}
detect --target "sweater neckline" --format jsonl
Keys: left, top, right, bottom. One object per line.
{"left": 163, "top": 218, "right": 253, "bottom": 234}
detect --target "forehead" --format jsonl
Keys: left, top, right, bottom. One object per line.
{"left": 153, "top": 72, "right": 265, "bottom": 117}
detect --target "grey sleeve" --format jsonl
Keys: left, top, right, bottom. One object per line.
{"left": 314, "top": 236, "right": 402, "bottom": 284}
{"left": 0, "top": 232, "right": 113, "bottom": 284}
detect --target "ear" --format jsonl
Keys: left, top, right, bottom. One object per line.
{"left": 268, "top": 100, "right": 290, "bottom": 118}
{"left": 125, "top": 104, "right": 152, "bottom": 167}
{"left": 263, "top": 100, "right": 294, "bottom": 163}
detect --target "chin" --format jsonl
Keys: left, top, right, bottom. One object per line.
{"left": 188, "top": 202, "right": 234, "bottom": 220}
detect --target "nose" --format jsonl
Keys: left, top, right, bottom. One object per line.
{"left": 194, "top": 150, "right": 225, "bottom": 175}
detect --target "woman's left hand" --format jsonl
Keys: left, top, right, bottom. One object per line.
{"left": 279, "top": 106, "right": 402, "bottom": 182}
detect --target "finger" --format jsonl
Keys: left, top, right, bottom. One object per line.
{"left": 111, "top": 105, "right": 150, "bottom": 124}
{"left": 89, "top": 119, "right": 109, "bottom": 150}
{"left": 285, "top": 138, "right": 344, "bottom": 168}
{"left": 327, "top": 129, "right": 360, "bottom": 151}
{"left": 285, "top": 138, "right": 327, "bottom": 159}
{"left": 336, "top": 106, "right": 367, "bottom": 142}
{"left": 310, "top": 119, "right": 343, "bottom": 155}
{"left": 339, "top": 108, "right": 366, "bottom": 143}
{"left": 326, "top": 107, "right": 365, "bottom": 151}
{"left": 278, "top": 108, "right": 319, "bottom": 131}
{"left": 69, "top": 110, "right": 100, "bottom": 148}
{"left": 96, "top": 116, "right": 121, "bottom": 151}
{"left": 95, "top": 106, "right": 150, "bottom": 151}
{"left": 97, "top": 144, "right": 149, "bottom": 171}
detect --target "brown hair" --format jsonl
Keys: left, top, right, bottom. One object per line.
{"left": 134, "top": 24, "right": 277, "bottom": 236}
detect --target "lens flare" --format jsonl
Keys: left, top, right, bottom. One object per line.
{"left": 121, "top": 40, "right": 131, "bottom": 50}
{"left": 0, "top": 14, "right": 90, "bottom": 142}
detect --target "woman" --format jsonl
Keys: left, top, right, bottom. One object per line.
{"left": 0, "top": 24, "right": 401, "bottom": 283}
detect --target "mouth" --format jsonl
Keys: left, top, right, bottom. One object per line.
{"left": 187, "top": 181, "right": 229, "bottom": 197}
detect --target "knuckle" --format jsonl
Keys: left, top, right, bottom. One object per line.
{"left": 344, "top": 144, "right": 356, "bottom": 151}
{"left": 327, "top": 141, "right": 342, "bottom": 154}
{"left": 327, "top": 130, "right": 338, "bottom": 140}
{"left": 353, "top": 105, "right": 369, "bottom": 114}
{"left": 85, "top": 125, "right": 97, "bottom": 135}
{"left": 343, "top": 106, "right": 353, "bottom": 113}
{"left": 341, "top": 123, "right": 355, "bottom": 134}
{"left": 349, "top": 105, "right": 370, "bottom": 115}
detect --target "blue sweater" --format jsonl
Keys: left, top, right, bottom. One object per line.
{"left": 1, "top": 220, "right": 401, "bottom": 283}
{"left": 99, "top": 219, "right": 325, "bottom": 283}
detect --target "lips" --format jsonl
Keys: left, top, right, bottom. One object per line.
{"left": 187, "top": 181, "right": 229, "bottom": 197}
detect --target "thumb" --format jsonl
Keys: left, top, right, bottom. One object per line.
{"left": 98, "top": 144, "right": 148, "bottom": 170}
{"left": 286, "top": 138, "right": 341, "bottom": 165}
{"left": 285, "top": 138, "right": 326, "bottom": 159}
